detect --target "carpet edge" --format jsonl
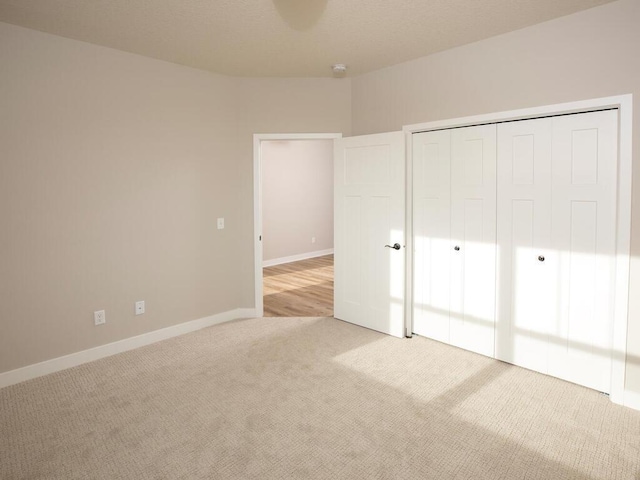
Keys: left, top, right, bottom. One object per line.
{"left": 0, "top": 308, "right": 257, "bottom": 389}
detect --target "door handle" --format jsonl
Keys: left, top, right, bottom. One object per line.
{"left": 385, "top": 243, "right": 401, "bottom": 250}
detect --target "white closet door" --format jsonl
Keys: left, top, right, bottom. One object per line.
{"left": 450, "top": 124, "right": 497, "bottom": 357}
{"left": 334, "top": 132, "right": 406, "bottom": 338}
{"left": 548, "top": 110, "right": 617, "bottom": 393}
{"left": 412, "top": 130, "right": 451, "bottom": 342}
{"left": 496, "top": 118, "right": 554, "bottom": 374}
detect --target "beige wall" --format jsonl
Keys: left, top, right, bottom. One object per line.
{"left": 0, "top": 22, "right": 245, "bottom": 372}
{"left": 0, "top": 22, "right": 351, "bottom": 374}
{"left": 262, "top": 140, "right": 334, "bottom": 262}
{"left": 235, "top": 77, "right": 351, "bottom": 306}
{"left": 351, "top": 0, "right": 640, "bottom": 399}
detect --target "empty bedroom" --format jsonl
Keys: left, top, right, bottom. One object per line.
{"left": 1, "top": 0, "right": 640, "bottom": 479}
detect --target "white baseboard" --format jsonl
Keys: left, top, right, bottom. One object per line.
{"left": 624, "top": 390, "right": 640, "bottom": 411}
{"left": 263, "top": 248, "right": 334, "bottom": 268}
{"left": 0, "top": 308, "right": 257, "bottom": 390}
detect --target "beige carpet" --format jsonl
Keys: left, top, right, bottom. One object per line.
{"left": 1, "top": 317, "right": 639, "bottom": 480}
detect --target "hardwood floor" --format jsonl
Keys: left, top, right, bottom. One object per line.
{"left": 263, "top": 254, "right": 333, "bottom": 317}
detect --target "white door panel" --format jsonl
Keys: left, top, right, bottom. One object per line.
{"left": 412, "top": 130, "right": 451, "bottom": 342}
{"left": 450, "top": 124, "right": 497, "bottom": 357}
{"left": 334, "top": 132, "right": 405, "bottom": 338}
{"left": 496, "top": 118, "right": 554, "bottom": 374}
{"left": 496, "top": 110, "right": 617, "bottom": 393}
{"left": 548, "top": 110, "right": 617, "bottom": 392}
{"left": 412, "top": 124, "right": 497, "bottom": 357}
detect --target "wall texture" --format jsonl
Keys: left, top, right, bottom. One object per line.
{"left": 262, "top": 140, "right": 334, "bottom": 262}
{"left": 0, "top": 22, "right": 245, "bottom": 372}
{"left": 0, "top": 22, "right": 351, "bottom": 374}
{"left": 351, "top": 0, "right": 640, "bottom": 402}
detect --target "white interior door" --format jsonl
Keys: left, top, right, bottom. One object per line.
{"left": 334, "top": 132, "right": 406, "bottom": 338}
{"left": 548, "top": 110, "right": 617, "bottom": 393}
{"left": 412, "top": 130, "right": 451, "bottom": 342}
{"left": 496, "top": 117, "right": 554, "bottom": 374}
{"left": 449, "top": 124, "right": 497, "bottom": 357}
{"left": 496, "top": 110, "right": 617, "bottom": 393}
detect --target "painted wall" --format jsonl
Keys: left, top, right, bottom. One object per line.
{"left": 0, "top": 22, "right": 244, "bottom": 372}
{"left": 261, "top": 140, "right": 334, "bottom": 263}
{"left": 0, "top": 22, "right": 351, "bottom": 374}
{"left": 235, "top": 77, "right": 351, "bottom": 306}
{"left": 351, "top": 0, "right": 640, "bottom": 403}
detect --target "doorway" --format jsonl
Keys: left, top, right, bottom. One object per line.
{"left": 253, "top": 133, "right": 342, "bottom": 317}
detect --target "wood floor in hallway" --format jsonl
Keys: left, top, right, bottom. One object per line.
{"left": 263, "top": 254, "right": 333, "bottom": 317}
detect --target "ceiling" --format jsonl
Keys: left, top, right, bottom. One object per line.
{"left": 0, "top": 0, "right": 616, "bottom": 77}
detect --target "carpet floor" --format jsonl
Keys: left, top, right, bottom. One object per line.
{"left": 1, "top": 317, "right": 639, "bottom": 479}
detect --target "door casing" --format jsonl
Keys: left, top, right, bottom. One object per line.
{"left": 252, "top": 133, "right": 342, "bottom": 317}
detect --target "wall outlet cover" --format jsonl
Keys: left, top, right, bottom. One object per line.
{"left": 94, "top": 310, "right": 106, "bottom": 326}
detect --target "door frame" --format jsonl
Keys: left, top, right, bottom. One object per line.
{"left": 253, "top": 133, "right": 342, "bottom": 317}
{"left": 403, "top": 94, "right": 633, "bottom": 407}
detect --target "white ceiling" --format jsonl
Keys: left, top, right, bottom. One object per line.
{"left": 0, "top": 0, "right": 616, "bottom": 77}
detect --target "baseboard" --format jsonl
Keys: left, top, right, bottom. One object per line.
{"left": 263, "top": 249, "right": 334, "bottom": 268}
{"left": 0, "top": 307, "right": 257, "bottom": 390}
{"left": 624, "top": 390, "right": 640, "bottom": 411}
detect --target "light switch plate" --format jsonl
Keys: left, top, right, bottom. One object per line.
{"left": 217, "top": 218, "right": 224, "bottom": 230}
{"left": 135, "top": 301, "right": 145, "bottom": 315}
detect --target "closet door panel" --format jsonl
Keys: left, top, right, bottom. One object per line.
{"left": 412, "top": 130, "right": 451, "bottom": 341}
{"left": 548, "top": 110, "right": 617, "bottom": 393}
{"left": 450, "top": 124, "right": 497, "bottom": 357}
{"left": 496, "top": 118, "right": 554, "bottom": 375}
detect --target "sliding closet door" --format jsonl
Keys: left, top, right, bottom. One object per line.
{"left": 547, "top": 110, "right": 618, "bottom": 393}
{"left": 412, "top": 130, "right": 451, "bottom": 342}
{"left": 449, "top": 125, "right": 497, "bottom": 357}
{"left": 496, "top": 118, "right": 554, "bottom": 374}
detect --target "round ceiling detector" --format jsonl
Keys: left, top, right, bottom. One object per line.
{"left": 332, "top": 64, "right": 347, "bottom": 74}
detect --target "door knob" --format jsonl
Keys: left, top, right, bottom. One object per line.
{"left": 385, "top": 243, "right": 401, "bottom": 250}
{"left": 454, "top": 246, "right": 460, "bottom": 251}
{"left": 538, "top": 255, "right": 545, "bottom": 262}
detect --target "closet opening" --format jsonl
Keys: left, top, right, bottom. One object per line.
{"left": 403, "top": 95, "right": 632, "bottom": 406}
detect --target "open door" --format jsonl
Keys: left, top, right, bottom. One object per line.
{"left": 334, "top": 132, "right": 406, "bottom": 338}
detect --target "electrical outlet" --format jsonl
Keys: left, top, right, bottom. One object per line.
{"left": 217, "top": 218, "right": 224, "bottom": 230}
{"left": 311, "top": 237, "right": 316, "bottom": 244}
{"left": 135, "top": 301, "right": 145, "bottom": 315}
{"left": 94, "top": 310, "right": 106, "bottom": 326}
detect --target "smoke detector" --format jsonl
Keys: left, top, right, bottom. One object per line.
{"left": 332, "top": 64, "right": 347, "bottom": 74}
